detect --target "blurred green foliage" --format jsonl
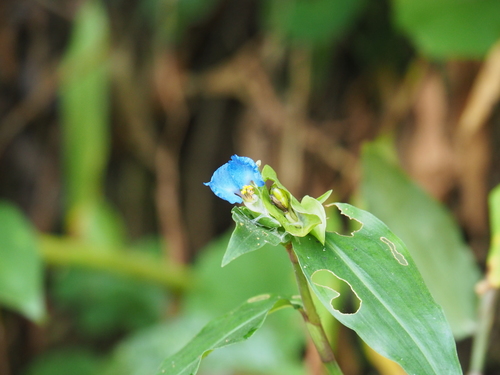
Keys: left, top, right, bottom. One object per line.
{"left": 60, "top": 0, "right": 110, "bottom": 212}
{"left": 361, "top": 139, "right": 481, "bottom": 339}
{"left": 0, "top": 0, "right": 498, "bottom": 373}
{"left": 23, "top": 349, "right": 103, "bottom": 375}
{"left": 0, "top": 202, "right": 45, "bottom": 322}
{"left": 263, "top": 0, "right": 366, "bottom": 46}
{"left": 392, "top": 0, "right": 500, "bottom": 58}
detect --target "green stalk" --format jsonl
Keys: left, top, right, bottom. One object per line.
{"left": 285, "top": 243, "right": 344, "bottom": 375}
{"left": 468, "top": 287, "right": 498, "bottom": 375}
{"left": 39, "top": 234, "right": 191, "bottom": 293}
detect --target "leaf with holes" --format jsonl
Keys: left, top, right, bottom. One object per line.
{"left": 154, "top": 294, "right": 299, "bottom": 375}
{"left": 292, "top": 203, "right": 462, "bottom": 375}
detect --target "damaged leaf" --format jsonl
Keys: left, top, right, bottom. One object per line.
{"left": 292, "top": 203, "right": 462, "bottom": 375}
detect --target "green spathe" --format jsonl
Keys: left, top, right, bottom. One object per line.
{"left": 260, "top": 165, "right": 330, "bottom": 244}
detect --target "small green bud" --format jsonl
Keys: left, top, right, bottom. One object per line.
{"left": 270, "top": 184, "right": 290, "bottom": 212}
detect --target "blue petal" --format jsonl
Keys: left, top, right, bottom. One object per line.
{"left": 204, "top": 163, "right": 243, "bottom": 204}
{"left": 227, "top": 155, "right": 265, "bottom": 188}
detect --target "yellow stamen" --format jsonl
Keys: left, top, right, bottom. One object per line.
{"left": 240, "top": 185, "right": 254, "bottom": 196}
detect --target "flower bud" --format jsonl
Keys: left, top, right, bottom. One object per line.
{"left": 269, "top": 184, "right": 290, "bottom": 212}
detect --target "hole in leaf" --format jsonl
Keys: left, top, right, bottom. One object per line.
{"left": 327, "top": 204, "right": 363, "bottom": 236}
{"left": 312, "top": 269, "right": 361, "bottom": 315}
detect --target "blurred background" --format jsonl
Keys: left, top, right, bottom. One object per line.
{"left": 0, "top": 0, "right": 499, "bottom": 374}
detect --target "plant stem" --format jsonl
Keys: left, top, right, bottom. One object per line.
{"left": 39, "top": 234, "right": 191, "bottom": 293}
{"left": 468, "top": 285, "right": 498, "bottom": 375}
{"left": 285, "top": 243, "right": 344, "bottom": 375}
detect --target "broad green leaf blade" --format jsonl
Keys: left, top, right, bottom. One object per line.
{"left": 154, "top": 295, "right": 296, "bottom": 375}
{"left": 392, "top": 0, "right": 500, "bottom": 58}
{"left": 223, "top": 207, "right": 287, "bottom": 266}
{"left": 487, "top": 184, "right": 500, "bottom": 287}
{"left": 0, "top": 202, "right": 45, "bottom": 322}
{"left": 292, "top": 203, "right": 462, "bottom": 375}
{"left": 361, "top": 140, "right": 479, "bottom": 338}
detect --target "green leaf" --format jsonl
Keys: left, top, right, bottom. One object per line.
{"left": 392, "top": 0, "right": 500, "bottom": 58}
{"left": 102, "top": 316, "right": 206, "bottom": 375}
{"left": 223, "top": 207, "right": 287, "bottom": 266}
{"left": 0, "top": 202, "right": 45, "bottom": 322}
{"left": 103, "top": 235, "right": 304, "bottom": 375}
{"left": 487, "top": 184, "right": 500, "bottom": 287}
{"left": 154, "top": 294, "right": 297, "bottom": 375}
{"left": 292, "top": 203, "right": 462, "bottom": 375}
{"left": 263, "top": 0, "right": 365, "bottom": 46}
{"left": 361, "top": 139, "right": 480, "bottom": 338}
{"left": 316, "top": 190, "right": 332, "bottom": 204}
{"left": 301, "top": 196, "right": 328, "bottom": 244}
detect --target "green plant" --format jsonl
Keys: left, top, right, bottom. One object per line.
{"left": 155, "top": 155, "right": 462, "bottom": 375}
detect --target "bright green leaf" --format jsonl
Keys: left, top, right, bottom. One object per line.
{"left": 223, "top": 207, "right": 287, "bottom": 266}
{"left": 316, "top": 190, "right": 332, "bottom": 204}
{"left": 361, "top": 140, "right": 479, "bottom": 338}
{"left": 301, "top": 196, "right": 328, "bottom": 244}
{"left": 154, "top": 294, "right": 297, "bottom": 375}
{"left": 292, "top": 204, "right": 462, "bottom": 375}
{"left": 0, "top": 202, "right": 45, "bottom": 322}
{"left": 487, "top": 184, "right": 500, "bottom": 287}
{"left": 392, "top": 0, "right": 500, "bottom": 58}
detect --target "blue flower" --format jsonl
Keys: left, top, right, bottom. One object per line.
{"left": 204, "top": 155, "right": 265, "bottom": 204}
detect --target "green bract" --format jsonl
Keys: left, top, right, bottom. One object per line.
{"left": 260, "top": 165, "right": 331, "bottom": 244}
{"left": 221, "top": 164, "right": 332, "bottom": 266}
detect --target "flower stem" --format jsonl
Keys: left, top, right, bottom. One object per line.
{"left": 285, "top": 243, "right": 344, "bottom": 375}
{"left": 468, "top": 285, "right": 498, "bottom": 375}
